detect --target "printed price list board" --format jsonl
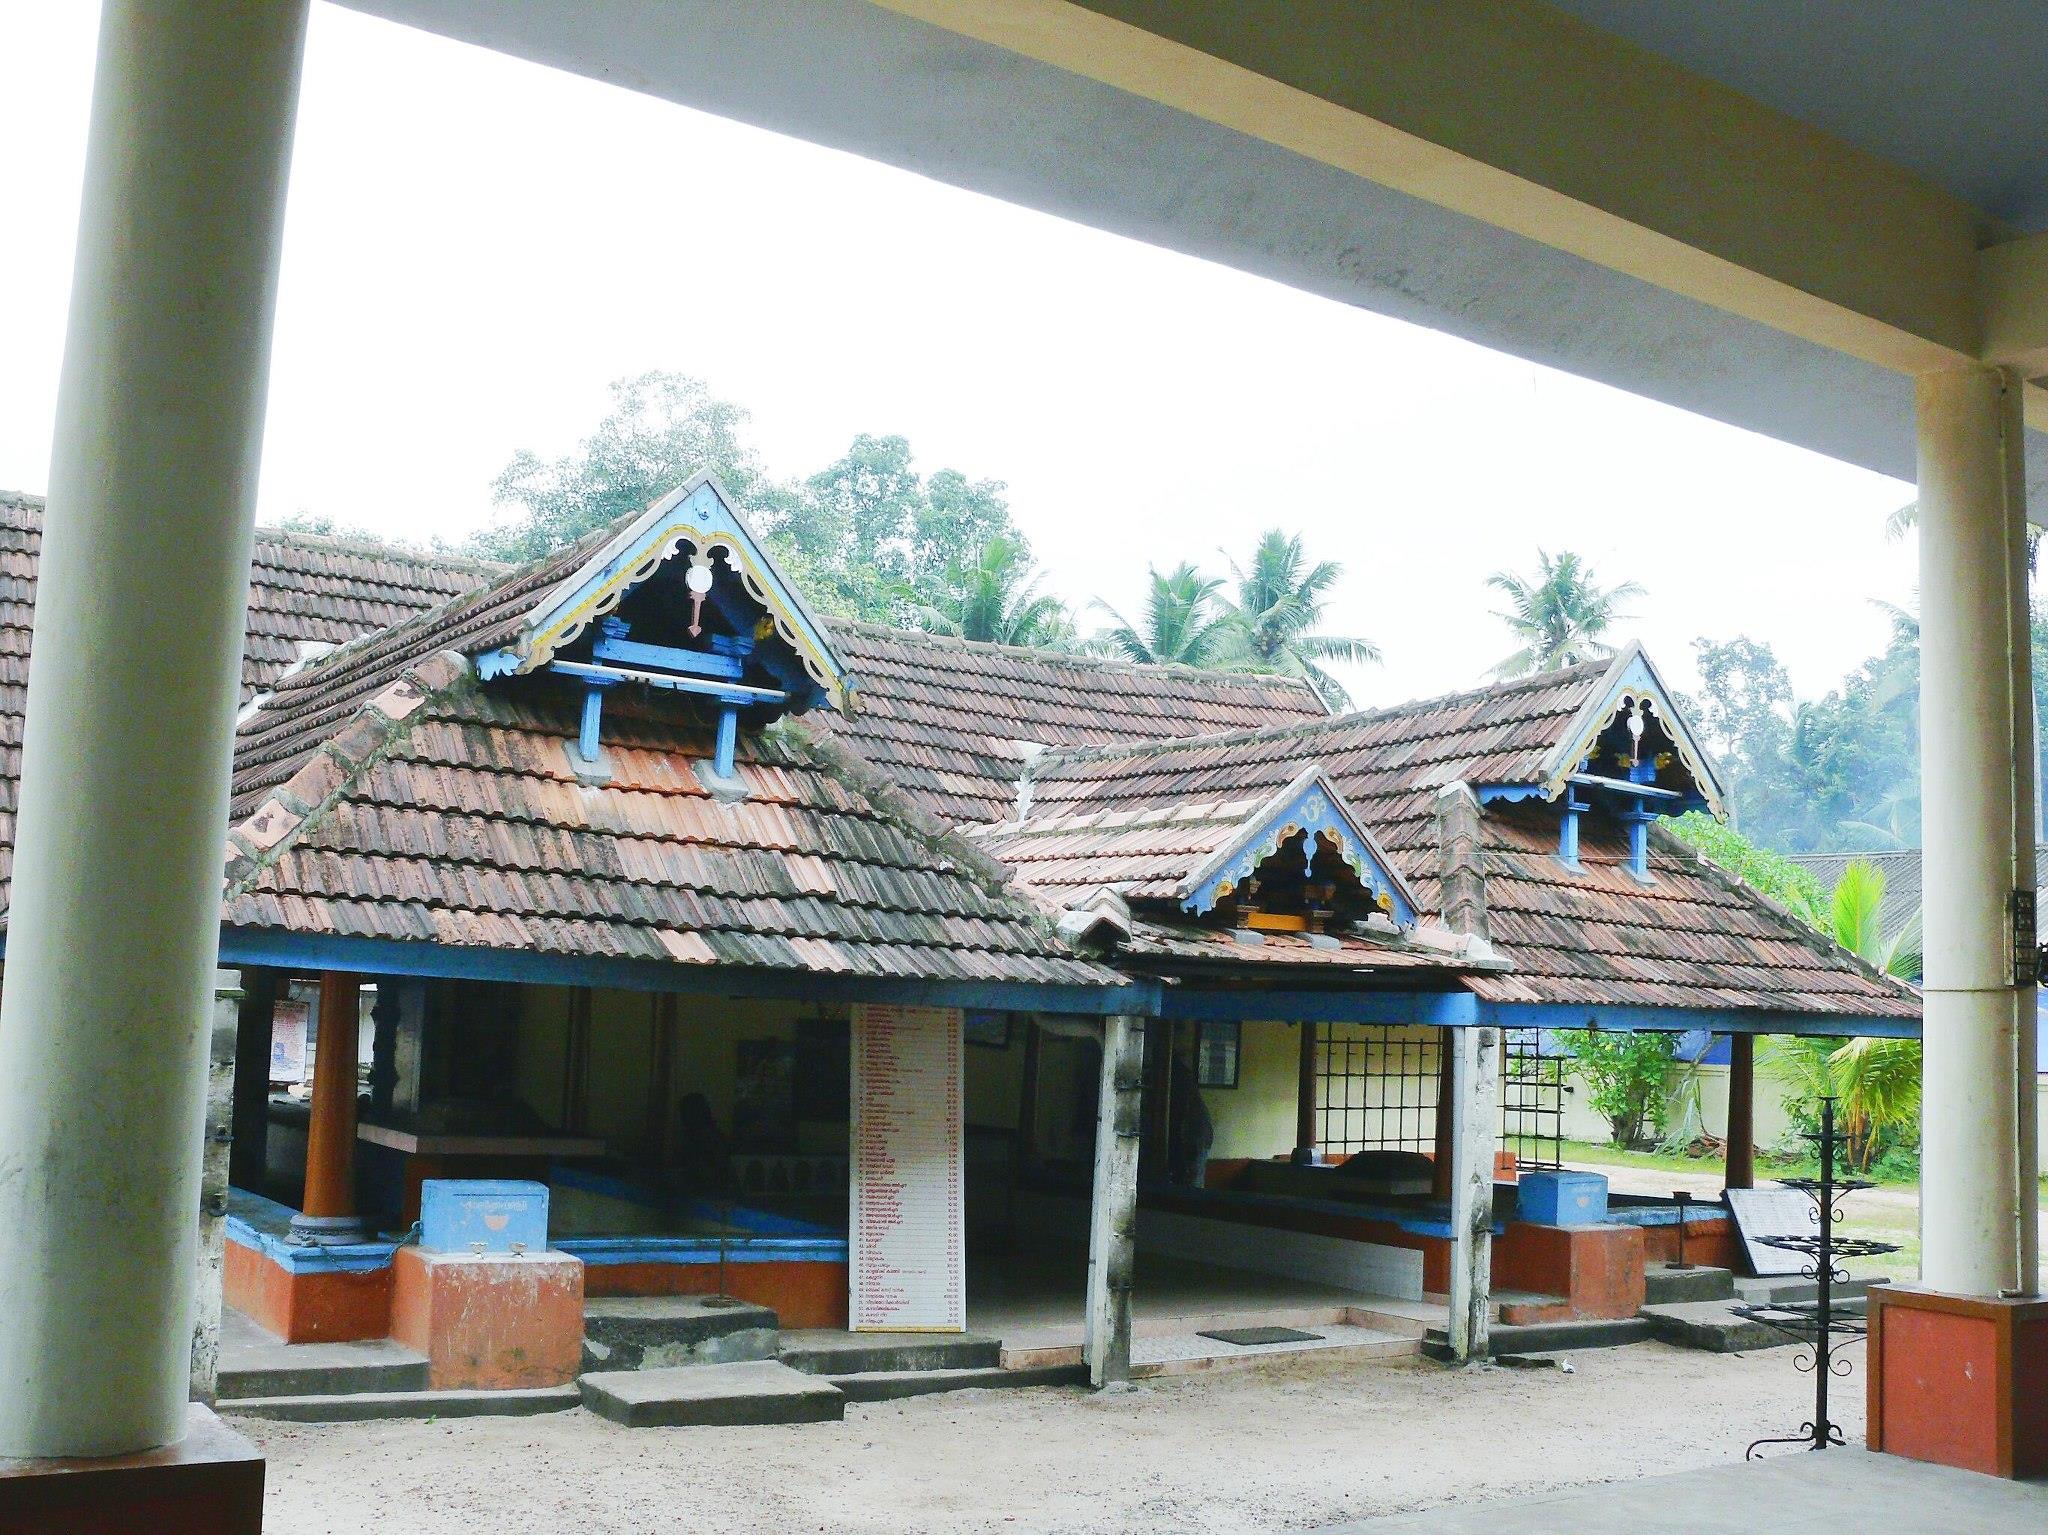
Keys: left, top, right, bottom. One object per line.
{"left": 850, "top": 1003, "right": 965, "bottom": 1332}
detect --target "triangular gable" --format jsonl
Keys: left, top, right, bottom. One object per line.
{"left": 474, "top": 475, "right": 853, "bottom": 712}
{"left": 1534, "top": 643, "right": 1725, "bottom": 816}
{"left": 1180, "top": 766, "right": 1422, "bottom": 927}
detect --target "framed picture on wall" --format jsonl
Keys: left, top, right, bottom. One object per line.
{"left": 1196, "top": 1019, "right": 1241, "bottom": 1088}
{"left": 963, "top": 1010, "right": 1011, "bottom": 1049}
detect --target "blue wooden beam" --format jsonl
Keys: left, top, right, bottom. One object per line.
{"left": 593, "top": 631, "right": 746, "bottom": 681}
{"left": 215, "top": 926, "right": 1161, "bottom": 1016}
{"left": 1155, "top": 989, "right": 1480, "bottom": 1026}
{"left": 1474, "top": 999, "right": 1919, "bottom": 1040}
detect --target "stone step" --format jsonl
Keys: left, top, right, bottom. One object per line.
{"left": 825, "top": 1363, "right": 1088, "bottom": 1402}
{"left": 224, "top": 1385, "right": 581, "bottom": 1423}
{"left": 580, "top": 1360, "right": 845, "bottom": 1428}
{"left": 1642, "top": 1299, "right": 1800, "bottom": 1352}
{"left": 1644, "top": 1263, "right": 1737, "bottom": 1305}
{"left": 215, "top": 1338, "right": 430, "bottom": 1402}
{"left": 582, "top": 1296, "right": 780, "bottom": 1371}
{"left": 1733, "top": 1274, "right": 1884, "bottom": 1308}
{"left": 778, "top": 1329, "right": 1002, "bottom": 1376}
{"left": 1423, "top": 1316, "right": 1654, "bottom": 1361}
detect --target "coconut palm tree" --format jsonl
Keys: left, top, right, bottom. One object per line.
{"left": 1216, "top": 529, "right": 1381, "bottom": 709}
{"left": 1486, "top": 549, "right": 1645, "bottom": 678}
{"left": 1090, "top": 563, "right": 1236, "bottom": 667}
{"left": 1763, "top": 858, "right": 1922, "bottom": 1170}
{"left": 911, "top": 536, "right": 1074, "bottom": 648}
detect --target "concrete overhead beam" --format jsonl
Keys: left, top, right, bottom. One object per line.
{"left": 1981, "top": 231, "right": 2048, "bottom": 377}
{"left": 889, "top": 0, "right": 1990, "bottom": 374}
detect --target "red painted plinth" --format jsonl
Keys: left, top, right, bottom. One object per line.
{"left": 1867, "top": 1285, "right": 2048, "bottom": 1478}
{"left": 391, "top": 1246, "right": 585, "bottom": 1390}
{"left": 0, "top": 1405, "right": 263, "bottom": 1535}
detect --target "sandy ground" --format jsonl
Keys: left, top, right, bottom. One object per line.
{"left": 242, "top": 1345, "right": 1845, "bottom": 1535}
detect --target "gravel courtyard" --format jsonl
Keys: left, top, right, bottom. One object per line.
{"left": 242, "top": 1344, "right": 1844, "bottom": 1534}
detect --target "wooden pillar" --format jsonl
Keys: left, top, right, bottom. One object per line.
{"left": 1085, "top": 1014, "right": 1143, "bottom": 1389}
{"left": 227, "top": 969, "right": 278, "bottom": 1192}
{"left": 645, "top": 992, "right": 677, "bottom": 1165}
{"left": 1431, "top": 1027, "right": 1456, "bottom": 1201}
{"left": 1016, "top": 1016, "right": 1042, "bottom": 1167}
{"left": 1292, "top": 1022, "right": 1319, "bottom": 1164}
{"left": 1725, "top": 1033, "right": 1757, "bottom": 1191}
{"left": 562, "top": 986, "right": 593, "bottom": 1132}
{"left": 294, "top": 972, "right": 366, "bottom": 1240}
{"left": 1448, "top": 1024, "right": 1501, "bottom": 1363}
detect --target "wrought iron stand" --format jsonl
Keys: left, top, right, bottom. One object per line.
{"left": 1736, "top": 1097, "right": 1898, "bottom": 1457}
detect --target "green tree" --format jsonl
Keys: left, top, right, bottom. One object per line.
{"left": 1556, "top": 1029, "right": 1677, "bottom": 1148}
{"left": 1216, "top": 529, "right": 1381, "bottom": 709}
{"left": 477, "top": 372, "right": 763, "bottom": 561}
{"left": 1090, "top": 563, "right": 1236, "bottom": 667}
{"left": 1687, "top": 636, "right": 1792, "bottom": 831}
{"left": 1762, "top": 859, "right": 1922, "bottom": 1171}
{"left": 1665, "top": 811, "right": 1828, "bottom": 927}
{"left": 1486, "top": 549, "right": 1644, "bottom": 677}
{"left": 912, "top": 535, "right": 1075, "bottom": 648}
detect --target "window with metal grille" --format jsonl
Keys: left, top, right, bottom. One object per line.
{"left": 1313, "top": 1024, "right": 1440, "bottom": 1157}
{"left": 1312, "top": 1024, "right": 1569, "bottom": 1170}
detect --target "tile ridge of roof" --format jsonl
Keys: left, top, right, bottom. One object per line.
{"left": 1646, "top": 821, "right": 1921, "bottom": 1006}
{"left": 251, "top": 523, "right": 510, "bottom": 578}
{"left": 260, "top": 520, "right": 618, "bottom": 699}
{"left": 1025, "top": 660, "right": 1620, "bottom": 775}
{"left": 223, "top": 650, "right": 473, "bottom": 903}
{"left": 834, "top": 620, "right": 1329, "bottom": 703}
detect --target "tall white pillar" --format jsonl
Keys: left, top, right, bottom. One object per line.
{"left": 1917, "top": 364, "right": 2032, "bottom": 1298}
{"left": 0, "top": 1, "right": 308, "bottom": 1457}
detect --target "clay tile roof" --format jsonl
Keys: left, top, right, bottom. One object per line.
{"left": 950, "top": 661, "right": 1917, "bottom": 1021}
{"left": 815, "top": 622, "right": 1332, "bottom": 826}
{"left": 223, "top": 666, "right": 1121, "bottom": 988}
{"left": 0, "top": 490, "right": 501, "bottom": 908}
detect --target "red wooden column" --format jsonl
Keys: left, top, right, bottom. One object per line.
{"left": 1292, "top": 1023, "right": 1319, "bottom": 1164}
{"left": 294, "top": 973, "right": 366, "bottom": 1241}
{"left": 1724, "top": 1033, "right": 1756, "bottom": 1191}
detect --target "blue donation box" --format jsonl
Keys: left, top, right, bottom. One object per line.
{"left": 419, "top": 1179, "right": 550, "bottom": 1254}
{"left": 1516, "top": 1170, "right": 1609, "bottom": 1227}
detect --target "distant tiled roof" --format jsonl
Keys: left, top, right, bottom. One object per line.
{"left": 943, "top": 658, "right": 1917, "bottom": 1020}
{"left": 818, "top": 623, "right": 1330, "bottom": 825}
{"left": 0, "top": 491, "right": 499, "bottom": 906}
{"left": 223, "top": 661, "right": 1120, "bottom": 987}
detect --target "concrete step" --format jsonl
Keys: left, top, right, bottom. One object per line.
{"left": 1645, "top": 1264, "right": 1737, "bottom": 1305}
{"left": 778, "top": 1330, "right": 1001, "bottom": 1376}
{"left": 1642, "top": 1299, "right": 1801, "bottom": 1352}
{"left": 825, "top": 1363, "right": 1088, "bottom": 1402}
{"left": 215, "top": 1338, "right": 430, "bottom": 1402}
{"left": 582, "top": 1296, "right": 780, "bottom": 1371}
{"left": 224, "top": 1385, "right": 581, "bottom": 1423}
{"left": 1423, "top": 1316, "right": 1654, "bottom": 1361}
{"left": 580, "top": 1359, "right": 845, "bottom": 1428}
{"left": 1733, "top": 1274, "right": 1884, "bottom": 1307}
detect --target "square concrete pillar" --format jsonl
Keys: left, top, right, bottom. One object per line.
{"left": 390, "top": 1247, "right": 585, "bottom": 1391}
{"left": 1867, "top": 1286, "right": 2048, "bottom": 1478}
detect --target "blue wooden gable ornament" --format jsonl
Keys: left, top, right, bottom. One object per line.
{"left": 474, "top": 475, "right": 853, "bottom": 780}
{"left": 1477, "top": 644, "right": 1724, "bottom": 881}
{"left": 1180, "top": 767, "right": 1421, "bottom": 928}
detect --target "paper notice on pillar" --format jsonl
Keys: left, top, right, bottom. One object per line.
{"left": 269, "top": 998, "right": 309, "bottom": 1085}
{"left": 850, "top": 1002, "right": 965, "bottom": 1332}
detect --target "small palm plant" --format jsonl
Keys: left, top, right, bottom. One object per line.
{"left": 1217, "top": 529, "right": 1381, "bottom": 709}
{"left": 1487, "top": 549, "right": 1644, "bottom": 678}
{"left": 1763, "top": 859, "right": 1921, "bottom": 1170}
{"left": 912, "top": 536, "right": 1074, "bottom": 648}
{"left": 1090, "top": 562, "right": 1237, "bottom": 667}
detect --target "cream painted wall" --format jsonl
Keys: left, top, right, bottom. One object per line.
{"left": 1201, "top": 1020, "right": 1302, "bottom": 1161}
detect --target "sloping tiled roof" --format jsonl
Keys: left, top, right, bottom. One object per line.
{"left": 937, "top": 660, "right": 1917, "bottom": 1021}
{"left": 223, "top": 661, "right": 1120, "bottom": 987}
{"left": 0, "top": 491, "right": 499, "bottom": 909}
{"left": 817, "top": 623, "right": 1331, "bottom": 825}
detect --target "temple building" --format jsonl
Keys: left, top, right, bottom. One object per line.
{"left": 0, "top": 483, "right": 1922, "bottom": 1399}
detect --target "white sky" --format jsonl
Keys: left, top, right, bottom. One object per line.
{"left": 0, "top": 3, "right": 1918, "bottom": 708}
